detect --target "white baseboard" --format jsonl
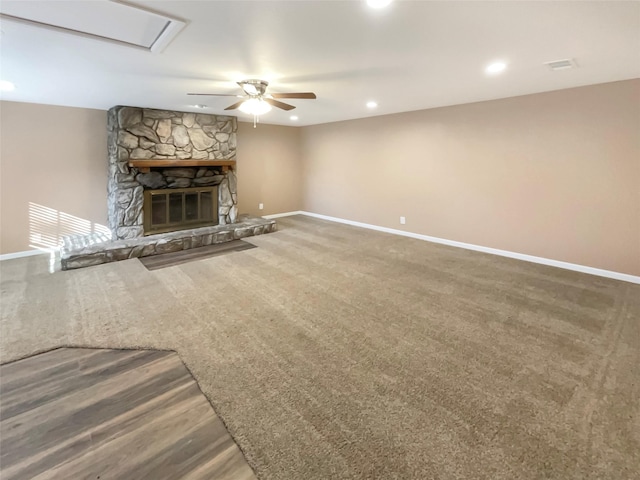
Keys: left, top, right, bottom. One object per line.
{"left": 263, "top": 211, "right": 304, "bottom": 219}
{"left": 0, "top": 249, "right": 54, "bottom": 261}
{"left": 270, "top": 210, "right": 640, "bottom": 285}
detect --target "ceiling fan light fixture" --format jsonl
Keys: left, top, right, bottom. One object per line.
{"left": 239, "top": 98, "right": 272, "bottom": 116}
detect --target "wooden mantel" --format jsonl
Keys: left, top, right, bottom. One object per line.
{"left": 128, "top": 159, "right": 236, "bottom": 173}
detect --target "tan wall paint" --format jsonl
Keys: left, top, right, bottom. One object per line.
{"left": 1, "top": 101, "right": 109, "bottom": 254}
{"left": 0, "top": 105, "right": 303, "bottom": 254}
{"left": 301, "top": 80, "right": 640, "bottom": 276}
{"left": 2, "top": 81, "right": 638, "bottom": 277}
{"left": 236, "top": 121, "right": 302, "bottom": 216}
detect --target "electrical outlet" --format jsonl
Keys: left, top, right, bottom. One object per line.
{"left": 400, "top": 216, "right": 406, "bottom": 225}
{"left": 259, "top": 203, "right": 264, "bottom": 210}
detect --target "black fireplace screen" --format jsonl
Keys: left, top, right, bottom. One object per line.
{"left": 143, "top": 186, "right": 218, "bottom": 235}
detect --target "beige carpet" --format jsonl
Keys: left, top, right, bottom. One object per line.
{"left": 1, "top": 215, "right": 639, "bottom": 479}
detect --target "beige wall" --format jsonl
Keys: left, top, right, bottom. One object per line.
{"left": 0, "top": 103, "right": 303, "bottom": 254}
{"left": 3, "top": 81, "right": 638, "bottom": 277}
{"left": 236, "top": 121, "right": 302, "bottom": 216}
{"left": 1, "top": 102, "right": 109, "bottom": 254}
{"left": 301, "top": 80, "right": 640, "bottom": 276}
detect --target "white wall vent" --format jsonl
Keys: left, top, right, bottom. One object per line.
{"left": 0, "top": 0, "right": 186, "bottom": 53}
{"left": 544, "top": 59, "right": 577, "bottom": 71}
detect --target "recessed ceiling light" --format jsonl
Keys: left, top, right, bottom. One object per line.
{"left": 0, "top": 80, "right": 16, "bottom": 91}
{"left": 192, "top": 104, "right": 207, "bottom": 109}
{"left": 290, "top": 115, "right": 299, "bottom": 121}
{"left": 485, "top": 62, "right": 507, "bottom": 74}
{"left": 366, "top": 101, "right": 378, "bottom": 109}
{"left": 367, "top": 0, "right": 393, "bottom": 8}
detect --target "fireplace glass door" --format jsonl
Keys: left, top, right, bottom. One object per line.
{"left": 144, "top": 186, "right": 218, "bottom": 235}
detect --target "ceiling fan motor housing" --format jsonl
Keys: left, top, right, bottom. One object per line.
{"left": 240, "top": 79, "right": 269, "bottom": 96}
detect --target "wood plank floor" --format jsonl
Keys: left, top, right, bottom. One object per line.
{"left": 0, "top": 348, "right": 256, "bottom": 480}
{"left": 139, "top": 240, "right": 256, "bottom": 270}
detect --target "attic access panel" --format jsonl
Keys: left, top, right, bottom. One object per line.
{"left": 0, "top": 0, "right": 185, "bottom": 52}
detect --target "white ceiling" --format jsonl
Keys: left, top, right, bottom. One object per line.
{"left": 1, "top": 0, "right": 638, "bottom": 126}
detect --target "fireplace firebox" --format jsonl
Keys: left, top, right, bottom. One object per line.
{"left": 143, "top": 186, "right": 218, "bottom": 235}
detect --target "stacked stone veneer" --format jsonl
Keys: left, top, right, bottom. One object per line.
{"left": 107, "top": 106, "right": 238, "bottom": 240}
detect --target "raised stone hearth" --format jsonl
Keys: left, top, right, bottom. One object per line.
{"left": 61, "top": 215, "right": 275, "bottom": 270}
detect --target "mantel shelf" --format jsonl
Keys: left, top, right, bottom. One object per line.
{"left": 129, "top": 159, "right": 236, "bottom": 173}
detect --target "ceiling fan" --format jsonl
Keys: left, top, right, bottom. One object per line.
{"left": 188, "top": 79, "right": 316, "bottom": 125}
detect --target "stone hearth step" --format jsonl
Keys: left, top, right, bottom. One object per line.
{"left": 60, "top": 215, "right": 276, "bottom": 270}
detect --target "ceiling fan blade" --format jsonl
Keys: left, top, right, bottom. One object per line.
{"left": 224, "top": 100, "right": 246, "bottom": 111}
{"left": 270, "top": 92, "right": 317, "bottom": 99}
{"left": 264, "top": 98, "right": 296, "bottom": 111}
{"left": 187, "top": 93, "right": 241, "bottom": 97}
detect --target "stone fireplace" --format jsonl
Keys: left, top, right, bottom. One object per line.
{"left": 107, "top": 106, "right": 238, "bottom": 240}
{"left": 60, "top": 105, "right": 276, "bottom": 270}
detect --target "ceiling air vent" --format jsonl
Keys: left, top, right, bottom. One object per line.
{"left": 544, "top": 59, "right": 577, "bottom": 71}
